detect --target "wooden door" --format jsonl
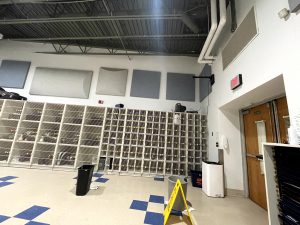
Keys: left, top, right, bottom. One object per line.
{"left": 276, "top": 97, "right": 289, "bottom": 144}
{"left": 243, "top": 103, "right": 275, "bottom": 210}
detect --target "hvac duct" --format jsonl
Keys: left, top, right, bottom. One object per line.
{"left": 198, "top": 0, "right": 227, "bottom": 64}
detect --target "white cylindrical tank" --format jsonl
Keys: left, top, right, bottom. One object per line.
{"left": 202, "top": 161, "right": 224, "bottom": 198}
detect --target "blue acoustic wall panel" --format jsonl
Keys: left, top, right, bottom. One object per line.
{"left": 166, "top": 73, "right": 195, "bottom": 102}
{"left": 199, "top": 65, "right": 212, "bottom": 102}
{"left": 0, "top": 60, "right": 31, "bottom": 88}
{"left": 130, "top": 70, "right": 161, "bottom": 99}
{"left": 30, "top": 67, "right": 93, "bottom": 99}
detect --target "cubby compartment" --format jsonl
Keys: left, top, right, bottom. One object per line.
{"left": 157, "top": 161, "right": 164, "bottom": 174}
{"left": 172, "top": 163, "right": 179, "bottom": 175}
{"left": 32, "top": 143, "right": 55, "bottom": 166}
{"left": 10, "top": 142, "right": 34, "bottom": 164}
{"left": 1, "top": 100, "right": 24, "bottom": 120}
{"left": 143, "top": 160, "right": 150, "bottom": 173}
{"left": 121, "top": 159, "right": 128, "bottom": 171}
{"left": 158, "top": 148, "right": 164, "bottom": 160}
{"left": 0, "top": 141, "right": 12, "bottom": 163}
{"left": 38, "top": 123, "right": 59, "bottom": 144}
{"left": 112, "top": 158, "right": 120, "bottom": 171}
{"left": 180, "top": 163, "right": 186, "bottom": 176}
{"left": 59, "top": 124, "right": 80, "bottom": 145}
{"left": 136, "top": 147, "right": 143, "bottom": 158}
{"left": 85, "top": 106, "right": 105, "bottom": 126}
{"left": 0, "top": 119, "right": 18, "bottom": 141}
{"left": 43, "top": 103, "right": 64, "bottom": 123}
{"left": 128, "top": 159, "right": 135, "bottom": 172}
{"left": 150, "top": 161, "right": 157, "bottom": 174}
{"left": 63, "top": 105, "right": 84, "bottom": 125}
{"left": 144, "top": 147, "right": 150, "bottom": 159}
{"left": 100, "top": 144, "right": 108, "bottom": 157}
{"left": 135, "top": 160, "right": 142, "bottom": 173}
{"left": 22, "top": 102, "right": 44, "bottom": 122}
{"left": 16, "top": 121, "right": 39, "bottom": 143}
{"left": 80, "top": 126, "right": 101, "bottom": 147}
{"left": 76, "top": 146, "right": 98, "bottom": 167}
{"left": 166, "top": 162, "right": 172, "bottom": 175}
{"left": 54, "top": 145, "right": 77, "bottom": 167}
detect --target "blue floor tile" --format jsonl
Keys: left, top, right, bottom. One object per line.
{"left": 14, "top": 205, "right": 50, "bottom": 220}
{"left": 94, "top": 178, "right": 109, "bottom": 183}
{"left": 144, "top": 212, "right": 163, "bottom": 225}
{"left": 149, "top": 195, "right": 164, "bottom": 204}
{"left": 130, "top": 200, "right": 148, "bottom": 211}
{"left": 93, "top": 173, "right": 103, "bottom": 178}
{"left": 0, "top": 176, "right": 18, "bottom": 181}
{"left": 0, "top": 215, "right": 10, "bottom": 223}
{"left": 25, "top": 221, "right": 50, "bottom": 225}
{"left": 0, "top": 181, "right": 14, "bottom": 188}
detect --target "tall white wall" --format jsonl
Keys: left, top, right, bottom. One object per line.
{"left": 200, "top": 0, "right": 300, "bottom": 191}
{"left": 0, "top": 41, "right": 201, "bottom": 112}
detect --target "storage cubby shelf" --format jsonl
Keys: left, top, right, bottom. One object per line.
{"left": 0, "top": 99, "right": 207, "bottom": 176}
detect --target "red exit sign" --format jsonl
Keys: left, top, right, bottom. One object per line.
{"left": 231, "top": 74, "right": 243, "bottom": 90}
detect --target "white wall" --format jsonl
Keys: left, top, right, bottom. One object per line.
{"left": 200, "top": 0, "right": 300, "bottom": 191}
{"left": 0, "top": 41, "right": 202, "bottom": 112}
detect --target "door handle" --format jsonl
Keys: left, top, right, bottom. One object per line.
{"left": 246, "top": 153, "right": 263, "bottom": 161}
{"left": 256, "top": 154, "right": 263, "bottom": 161}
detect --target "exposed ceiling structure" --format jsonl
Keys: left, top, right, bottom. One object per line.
{"left": 0, "top": 0, "right": 211, "bottom": 57}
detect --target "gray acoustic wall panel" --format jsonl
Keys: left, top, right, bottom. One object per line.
{"left": 166, "top": 73, "right": 195, "bottom": 102}
{"left": 30, "top": 67, "right": 93, "bottom": 99}
{"left": 0, "top": 60, "right": 31, "bottom": 88}
{"left": 130, "top": 70, "right": 161, "bottom": 99}
{"left": 96, "top": 67, "right": 128, "bottom": 96}
{"left": 199, "top": 65, "right": 212, "bottom": 102}
{"left": 222, "top": 7, "right": 258, "bottom": 69}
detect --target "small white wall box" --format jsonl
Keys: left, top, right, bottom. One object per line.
{"left": 289, "top": 0, "right": 300, "bottom": 13}
{"left": 202, "top": 161, "right": 225, "bottom": 198}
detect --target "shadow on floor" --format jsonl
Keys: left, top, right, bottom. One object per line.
{"left": 70, "top": 186, "right": 106, "bottom": 196}
{"left": 168, "top": 215, "right": 193, "bottom": 225}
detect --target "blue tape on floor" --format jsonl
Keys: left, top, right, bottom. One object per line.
{"left": 94, "top": 178, "right": 109, "bottom": 183}
{"left": 0, "top": 181, "right": 14, "bottom": 188}
{"left": 25, "top": 221, "right": 50, "bottom": 225}
{"left": 93, "top": 173, "right": 104, "bottom": 178}
{"left": 14, "top": 205, "right": 50, "bottom": 221}
{"left": 149, "top": 195, "right": 164, "bottom": 204}
{"left": 130, "top": 200, "right": 148, "bottom": 211}
{"left": 144, "top": 211, "right": 163, "bottom": 225}
{"left": 0, "top": 215, "right": 10, "bottom": 223}
{"left": 0, "top": 176, "right": 18, "bottom": 181}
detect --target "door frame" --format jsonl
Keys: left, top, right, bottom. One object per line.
{"left": 239, "top": 94, "right": 286, "bottom": 198}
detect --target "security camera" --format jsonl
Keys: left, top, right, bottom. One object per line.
{"left": 278, "top": 8, "right": 290, "bottom": 20}
{"left": 0, "top": 33, "right": 3, "bottom": 39}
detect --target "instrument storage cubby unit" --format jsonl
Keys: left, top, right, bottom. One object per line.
{"left": 0, "top": 99, "right": 208, "bottom": 177}
{"left": 263, "top": 143, "right": 300, "bottom": 225}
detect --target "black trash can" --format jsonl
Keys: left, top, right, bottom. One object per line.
{"left": 190, "top": 170, "right": 202, "bottom": 188}
{"left": 76, "top": 165, "right": 95, "bottom": 196}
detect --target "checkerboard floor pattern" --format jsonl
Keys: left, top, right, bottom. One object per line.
{"left": 0, "top": 176, "right": 18, "bottom": 188}
{"left": 0, "top": 205, "right": 50, "bottom": 225}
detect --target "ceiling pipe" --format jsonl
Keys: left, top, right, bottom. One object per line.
{"left": 197, "top": 0, "right": 217, "bottom": 64}
{"left": 204, "top": 0, "right": 227, "bottom": 60}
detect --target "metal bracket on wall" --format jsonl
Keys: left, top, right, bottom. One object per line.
{"left": 192, "top": 74, "right": 215, "bottom": 86}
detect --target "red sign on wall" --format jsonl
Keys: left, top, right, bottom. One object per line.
{"left": 231, "top": 74, "right": 243, "bottom": 90}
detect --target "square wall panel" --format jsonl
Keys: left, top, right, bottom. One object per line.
{"left": 96, "top": 67, "right": 128, "bottom": 96}
{"left": 0, "top": 60, "right": 31, "bottom": 88}
{"left": 30, "top": 67, "right": 93, "bottom": 99}
{"left": 166, "top": 73, "right": 195, "bottom": 102}
{"left": 199, "top": 65, "right": 212, "bottom": 102}
{"left": 130, "top": 70, "right": 161, "bottom": 99}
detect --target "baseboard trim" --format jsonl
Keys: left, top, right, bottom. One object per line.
{"left": 225, "top": 188, "right": 245, "bottom": 197}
